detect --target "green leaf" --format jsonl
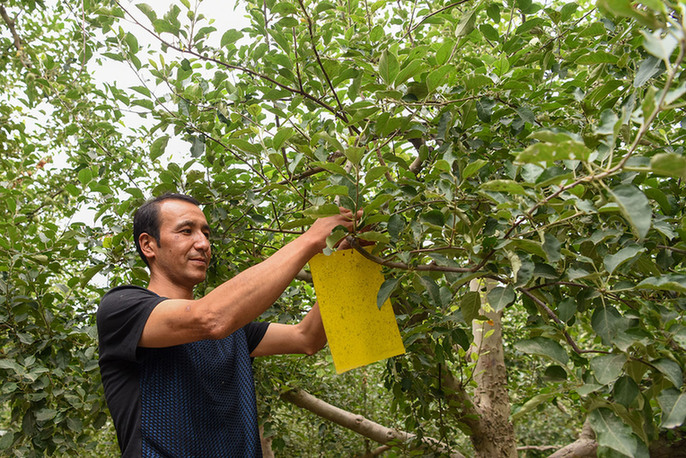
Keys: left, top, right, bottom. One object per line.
{"left": 591, "top": 306, "right": 624, "bottom": 346}
{"left": 81, "top": 264, "right": 105, "bottom": 287}
{"left": 190, "top": 136, "right": 205, "bottom": 158}
{"left": 609, "top": 185, "right": 652, "bottom": 239}
{"left": 379, "top": 50, "right": 399, "bottom": 85}
{"left": 455, "top": 8, "right": 478, "bottom": 37}
{"left": 590, "top": 354, "right": 627, "bottom": 385}
{"left": 325, "top": 228, "right": 348, "bottom": 251}
{"left": 304, "top": 204, "right": 341, "bottom": 218}
{"left": 652, "top": 358, "right": 683, "bottom": 388}
{"left": 460, "top": 291, "right": 481, "bottom": 322}
{"left": 542, "top": 233, "right": 561, "bottom": 263}
{"left": 364, "top": 166, "right": 389, "bottom": 184}
{"left": 35, "top": 408, "right": 57, "bottom": 422}
{"left": 273, "top": 127, "right": 294, "bottom": 151}
{"left": 476, "top": 97, "right": 496, "bottom": 122}
{"left": 464, "top": 74, "right": 493, "bottom": 91}
{"left": 479, "top": 24, "right": 499, "bottom": 41}
{"left": 268, "top": 152, "right": 284, "bottom": 168}
{"left": 344, "top": 146, "right": 366, "bottom": 165}
{"left": 377, "top": 278, "right": 399, "bottom": 309}
{"left": 481, "top": 180, "right": 526, "bottom": 195}
{"left": 124, "top": 32, "right": 139, "bottom": 53}
{"left": 136, "top": 3, "right": 157, "bottom": 22}
{"left": 387, "top": 214, "right": 405, "bottom": 241}
{"left": 650, "top": 153, "right": 686, "bottom": 179}
{"left": 642, "top": 86, "right": 658, "bottom": 120}
{"left": 589, "top": 408, "right": 638, "bottom": 457}
{"left": 486, "top": 285, "right": 515, "bottom": 312}
{"left": 395, "top": 59, "right": 425, "bottom": 86}
{"left": 462, "top": 159, "right": 487, "bottom": 179}
{"left": 512, "top": 393, "right": 555, "bottom": 421}
{"left": 634, "top": 56, "right": 662, "bottom": 87}
{"left": 0, "top": 431, "right": 15, "bottom": 450}
{"left": 597, "top": 0, "right": 660, "bottom": 28}
{"left": 516, "top": 141, "right": 591, "bottom": 164}
{"left": 557, "top": 298, "right": 577, "bottom": 323}
{"left": 637, "top": 274, "right": 686, "bottom": 293}
{"left": 0, "top": 358, "right": 23, "bottom": 373}
{"left": 657, "top": 388, "right": 686, "bottom": 429}
{"left": 357, "top": 231, "right": 390, "bottom": 243}
{"left": 515, "top": 337, "right": 569, "bottom": 365}
{"left": 543, "top": 365, "right": 568, "bottom": 382}
{"left": 313, "top": 132, "right": 344, "bottom": 154}
{"left": 614, "top": 376, "right": 639, "bottom": 408}
{"left": 427, "top": 65, "right": 453, "bottom": 93}
{"left": 78, "top": 167, "right": 92, "bottom": 186}
{"left": 603, "top": 246, "right": 645, "bottom": 275}
{"left": 221, "top": 29, "right": 243, "bottom": 48}
{"left": 226, "top": 138, "right": 259, "bottom": 154}
{"left": 642, "top": 30, "right": 678, "bottom": 62}
{"left": 576, "top": 51, "right": 619, "bottom": 65}
{"left": 421, "top": 209, "right": 445, "bottom": 227}
{"left": 320, "top": 185, "right": 350, "bottom": 196}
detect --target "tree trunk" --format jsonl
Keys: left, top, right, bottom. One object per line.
{"left": 259, "top": 424, "right": 275, "bottom": 458}
{"left": 469, "top": 279, "right": 518, "bottom": 458}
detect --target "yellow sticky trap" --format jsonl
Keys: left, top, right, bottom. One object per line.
{"left": 309, "top": 249, "right": 405, "bottom": 374}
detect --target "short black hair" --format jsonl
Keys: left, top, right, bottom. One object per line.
{"left": 133, "top": 193, "right": 201, "bottom": 266}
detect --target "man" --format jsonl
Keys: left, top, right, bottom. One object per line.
{"left": 97, "top": 193, "right": 358, "bottom": 457}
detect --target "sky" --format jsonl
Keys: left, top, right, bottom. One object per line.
{"left": 92, "top": 0, "right": 249, "bottom": 128}
{"left": 55, "top": 0, "right": 251, "bottom": 226}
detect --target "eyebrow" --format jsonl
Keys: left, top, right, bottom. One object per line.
{"left": 173, "top": 220, "right": 211, "bottom": 233}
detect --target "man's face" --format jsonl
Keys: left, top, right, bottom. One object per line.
{"left": 150, "top": 199, "right": 212, "bottom": 288}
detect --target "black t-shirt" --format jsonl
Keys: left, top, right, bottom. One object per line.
{"left": 97, "top": 286, "right": 269, "bottom": 457}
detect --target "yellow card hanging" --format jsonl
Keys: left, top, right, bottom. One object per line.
{"left": 309, "top": 248, "right": 405, "bottom": 374}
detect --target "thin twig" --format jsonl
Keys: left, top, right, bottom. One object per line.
{"left": 116, "top": 1, "right": 353, "bottom": 130}
{"left": 402, "top": 0, "right": 470, "bottom": 40}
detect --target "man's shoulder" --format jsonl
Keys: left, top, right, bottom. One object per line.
{"left": 98, "top": 285, "right": 163, "bottom": 316}
{"left": 102, "top": 285, "right": 155, "bottom": 301}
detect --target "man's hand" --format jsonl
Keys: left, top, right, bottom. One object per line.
{"left": 304, "top": 207, "right": 362, "bottom": 252}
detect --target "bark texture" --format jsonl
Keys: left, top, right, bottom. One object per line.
{"left": 281, "top": 388, "right": 465, "bottom": 457}
{"left": 548, "top": 421, "right": 597, "bottom": 458}
{"left": 468, "top": 279, "right": 518, "bottom": 458}
{"left": 259, "top": 424, "right": 275, "bottom": 458}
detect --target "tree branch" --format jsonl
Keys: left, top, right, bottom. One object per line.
{"left": 519, "top": 287, "right": 611, "bottom": 355}
{"left": 115, "top": 1, "right": 350, "bottom": 128}
{"left": 548, "top": 420, "right": 597, "bottom": 458}
{"left": 0, "top": 4, "right": 30, "bottom": 68}
{"left": 281, "top": 388, "right": 465, "bottom": 457}
{"left": 0, "top": 5, "right": 22, "bottom": 51}
{"left": 295, "top": 0, "right": 349, "bottom": 125}
{"left": 348, "top": 236, "right": 489, "bottom": 274}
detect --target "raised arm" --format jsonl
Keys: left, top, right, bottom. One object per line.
{"left": 138, "top": 209, "right": 357, "bottom": 348}
{"left": 249, "top": 302, "right": 326, "bottom": 357}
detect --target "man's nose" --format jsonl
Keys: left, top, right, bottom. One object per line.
{"left": 194, "top": 232, "right": 210, "bottom": 251}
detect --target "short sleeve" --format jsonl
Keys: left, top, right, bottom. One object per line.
{"left": 97, "top": 286, "right": 167, "bottom": 364}
{"left": 243, "top": 321, "right": 270, "bottom": 354}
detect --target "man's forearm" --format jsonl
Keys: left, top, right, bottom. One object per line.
{"left": 198, "top": 233, "right": 321, "bottom": 338}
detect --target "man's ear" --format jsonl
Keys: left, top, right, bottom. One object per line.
{"left": 139, "top": 233, "right": 157, "bottom": 263}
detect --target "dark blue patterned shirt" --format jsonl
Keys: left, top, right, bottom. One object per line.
{"left": 97, "top": 286, "right": 268, "bottom": 457}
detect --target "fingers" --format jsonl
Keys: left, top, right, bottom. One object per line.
{"left": 337, "top": 207, "right": 363, "bottom": 219}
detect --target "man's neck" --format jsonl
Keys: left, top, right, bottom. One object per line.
{"left": 147, "top": 274, "right": 195, "bottom": 300}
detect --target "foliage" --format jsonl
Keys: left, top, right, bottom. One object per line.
{"left": 2, "top": 0, "right": 686, "bottom": 455}
{"left": 0, "top": 0, "right": 141, "bottom": 454}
